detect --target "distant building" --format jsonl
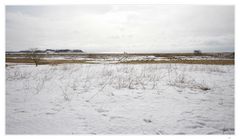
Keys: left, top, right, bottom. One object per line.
{"left": 194, "top": 50, "right": 202, "bottom": 55}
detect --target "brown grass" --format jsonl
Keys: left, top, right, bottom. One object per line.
{"left": 6, "top": 57, "right": 234, "bottom": 65}
{"left": 6, "top": 58, "right": 92, "bottom": 65}
{"left": 119, "top": 60, "right": 234, "bottom": 65}
{"left": 6, "top": 52, "right": 234, "bottom": 59}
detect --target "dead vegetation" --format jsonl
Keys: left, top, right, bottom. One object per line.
{"left": 6, "top": 52, "right": 234, "bottom": 65}
{"left": 6, "top": 57, "right": 234, "bottom": 65}
{"left": 6, "top": 58, "right": 92, "bottom": 65}
{"left": 120, "top": 59, "right": 234, "bottom": 65}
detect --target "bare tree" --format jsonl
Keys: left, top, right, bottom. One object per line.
{"left": 29, "top": 48, "right": 42, "bottom": 67}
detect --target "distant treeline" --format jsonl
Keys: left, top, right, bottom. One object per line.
{"left": 6, "top": 49, "right": 83, "bottom": 54}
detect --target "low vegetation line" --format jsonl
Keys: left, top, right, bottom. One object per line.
{"left": 6, "top": 58, "right": 234, "bottom": 65}
{"left": 6, "top": 58, "right": 92, "bottom": 65}
{"left": 119, "top": 60, "right": 234, "bottom": 65}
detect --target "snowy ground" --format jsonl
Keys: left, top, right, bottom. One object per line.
{"left": 43, "top": 55, "right": 169, "bottom": 63}
{"left": 6, "top": 63, "right": 234, "bottom": 134}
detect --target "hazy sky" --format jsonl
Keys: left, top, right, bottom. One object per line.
{"left": 6, "top": 5, "right": 234, "bottom": 52}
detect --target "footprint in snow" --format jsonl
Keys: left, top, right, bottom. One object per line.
{"left": 95, "top": 108, "right": 109, "bottom": 113}
{"left": 77, "top": 116, "right": 86, "bottom": 120}
{"left": 155, "top": 130, "right": 165, "bottom": 135}
{"left": 14, "top": 108, "right": 27, "bottom": 113}
{"left": 143, "top": 119, "right": 152, "bottom": 123}
{"left": 196, "top": 121, "right": 206, "bottom": 126}
{"left": 175, "top": 132, "right": 186, "bottom": 135}
{"left": 177, "top": 90, "right": 183, "bottom": 93}
{"left": 102, "top": 114, "right": 108, "bottom": 117}
{"left": 134, "top": 96, "right": 142, "bottom": 99}
{"left": 185, "top": 125, "right": 203, "bottom": 129}
{"left": 110, "top": 116, "right": 125, "bottom": 120}
{"left": 45, "top": 112, "right": 56, "bottom": 115}
{"left": 15, "top": 110, "right": 27, "bottom": 113}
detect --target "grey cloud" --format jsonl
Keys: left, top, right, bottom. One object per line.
{"left": 6, "top": 5, "right": 234, "bottom": 52}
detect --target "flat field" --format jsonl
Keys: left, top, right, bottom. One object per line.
{"left": 6, "top": 62, "right": 234, "bottom": 134}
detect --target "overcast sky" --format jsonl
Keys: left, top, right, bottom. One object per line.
{"left": 6, "top": 5, "right": 234, "bottom": 53}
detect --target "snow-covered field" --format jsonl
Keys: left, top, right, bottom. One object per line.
{"left": 6, "top": 63, "right": 234, "bottom": 134}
